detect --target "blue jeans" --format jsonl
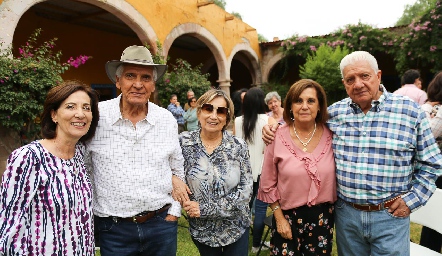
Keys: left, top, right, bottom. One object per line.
{"left": 192, "top": 227, "right": 249, "bottom": 256}
{"left": 335, "top": 198, "right": 410, "bottom": 256}
{"left": 253, "top": 199, "right": 268, "bottom": 247}
{"left": 96, "top": 211, "right": 178, "bottom": 256}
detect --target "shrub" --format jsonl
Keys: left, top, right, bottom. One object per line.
{"left": 157, "top": 59, "right": 212, "bottom": 107}
{"left": 299, "top": 45, "right": 349, "bottom": 104}
{"left": 0, "top": 28, "right": 90, "bottom": 144}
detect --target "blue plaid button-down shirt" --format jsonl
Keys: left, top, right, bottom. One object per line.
{"left": 328, "top": 87, "right": 442, "bottom": 211}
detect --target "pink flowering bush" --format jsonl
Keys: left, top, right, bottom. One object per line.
{"left": 0, "top": 28, "right": 91, "bottom": 141}
{"left": 394, "top": 0, "right": 442, "bottom": 72}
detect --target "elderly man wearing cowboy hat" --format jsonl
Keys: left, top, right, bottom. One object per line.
{"left": 85, "top": 45, "right": 185, "bottom": 256}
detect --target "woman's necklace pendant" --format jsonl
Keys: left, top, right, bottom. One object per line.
{"left": 302, "top": 147, "right": 307, "bottom": 152}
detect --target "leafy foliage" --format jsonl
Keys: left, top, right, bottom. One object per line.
{"left": 394, "top": 0, "right": 442, "bottom": 73}
{"left": 157, "top": 59, "right": 212, "bottom": 107}
{"left": 213, "top": 0, "right": 226, "bottom": 9}
{"left": 258, "top": 34, "right": 268, "bottom": 43}
{"left": 231, "top": 11, "right": 242, "bottom": 20}
{"left": 396, "top": 0, "right": 438, "bottom": 26}
{"left": 0, "top": 28, "right": 90, "bottom": 141}
{"left": 280, "top": 22, "right": 394, "bottom": 61}
{"left": 299, "top": 45, "right": 349, "bottom": 104}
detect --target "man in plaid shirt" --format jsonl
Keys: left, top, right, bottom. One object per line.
{"left": 263, "top": 51, "right": 442, "bottom": 255}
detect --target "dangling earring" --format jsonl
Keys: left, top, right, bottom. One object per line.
{"left": 290, "top": 110, "right": 294, "bottom": 121}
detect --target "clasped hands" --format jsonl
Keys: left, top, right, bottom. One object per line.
{"left": 172, "top": 176, "right": 200, "bottom": 218}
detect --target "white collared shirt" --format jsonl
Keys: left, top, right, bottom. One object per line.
{"left": 85, "top": 95, "right": 184, "bottom": 217}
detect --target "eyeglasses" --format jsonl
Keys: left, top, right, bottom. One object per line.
{"left": 191, "top": 100, "right": 197, "bottom": 103}
{"left": 201, "top": 103, "right": 229, "bottom": 116}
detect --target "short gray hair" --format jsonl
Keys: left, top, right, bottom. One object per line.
{"left": 115, "top": 64, "right": 158, "bottom": 81}
{"left": 340, "top": 51, "right": 378, "bottom": 78}
{"left": 264, "top": 91, "right": 282, "bottom": 105}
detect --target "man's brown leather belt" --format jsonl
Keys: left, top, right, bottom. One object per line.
{"left": 348, "top": 196, "right": 401, "bottom": 212}
{"left": 115, "top": 204, "right": 171, "bottom": 223}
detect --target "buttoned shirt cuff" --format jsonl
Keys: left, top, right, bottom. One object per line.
{"left": 402, "top": 192, "right": 421, "bottom": 212}
{"left": 168, "top": 201, "right": 182, "bottom": 217}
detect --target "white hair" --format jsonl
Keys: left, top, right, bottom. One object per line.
{"left": 339, "top": 51, "right": 379, "bottom": 78}
{"left": 115, "top": 64, "right": 158, "bottom": 81}
{"left": 264, "top": 91, "right": 281, "bottom": 104}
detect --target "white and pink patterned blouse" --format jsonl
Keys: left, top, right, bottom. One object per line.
{"left": 0, "top": 141, "right": 94, "bottom": 255}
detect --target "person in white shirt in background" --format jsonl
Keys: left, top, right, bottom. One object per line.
{"left": 85, "top": 45, "right": 184, "bottom": 256}
{"left": 233, "top": 87, "right": 276, "bottom": 254}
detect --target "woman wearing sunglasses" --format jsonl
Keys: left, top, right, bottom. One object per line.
{"left": 178, "top": 89, "right": 253, "bottom": 256}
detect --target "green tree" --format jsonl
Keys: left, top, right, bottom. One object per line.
{"left": 0, "top": 28, "right": 90, "bottom": 145}
{"left": 157, "top": 59, "right": 212, "bottom": 107}
{"left": 395, "top": 0, "right": 437, "bottom": 26}
{"left": 231, "top": 11, "right": 242, "bottom": 20}
{"left": 394, "top": 0, "right": 442, "bottom": 73}
{"left": 213, "top": 0, "right": 226, "bottom": 9}
{"left": 299, "top": 45, "right": 349, "bottom": 104}
{"left": 258, "top": 34, "right": 268, "bottom": 43}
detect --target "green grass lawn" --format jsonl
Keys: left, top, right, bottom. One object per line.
{"left": 95, "top": 216, "right": 423, "bottom": 256}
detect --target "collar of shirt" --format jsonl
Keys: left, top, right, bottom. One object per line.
{"left": 104, "top": 94, "right": 157, "bottom": 126}
{"left": 349, "top": 84, "right": 387, "bottom": 113}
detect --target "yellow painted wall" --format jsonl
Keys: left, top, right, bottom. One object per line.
{"left": 128, "top": 0, "right": 260, "bottom": 58}
{"left": 11, "top": 0, "right": 261, "bottom": 85}
{"left": 14, "top": 11, "right": 142, "bottom": 85}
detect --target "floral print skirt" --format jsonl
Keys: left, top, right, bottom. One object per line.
{"left": 270, "top": 202, "right": 334, "bottom": 256}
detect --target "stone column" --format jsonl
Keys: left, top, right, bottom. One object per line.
{"left": 216, "top": 79, "right": 232, "bottom": 96}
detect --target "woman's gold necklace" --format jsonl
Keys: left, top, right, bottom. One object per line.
{"left": 293, "top": 122, "right": 316, "bottom": 152}
{"left": 202, "top": 138, "right": 222, "bottom": 149}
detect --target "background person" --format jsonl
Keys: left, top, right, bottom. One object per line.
{"left": 265, "top": 91, "right": 285, "bottom": 124}
{"left": 167, "top": 93, "right": 186, "bottom": 133}
{"left": 86, "top": 45, "right": 185, "bottom": 256}
{"left": 233, "top": 87, "right": 276, "bottom": 253}
{"left": 393, "top": 69, "right": 427, "bottom": 105}
{"left": 233, "top": 88, "right": 248, "bottom": 118}
{"left": 258, "top": 79, "right": 336, "bottom": 256}
{"left": 184, "top": 89, "right": 195, "bottom": 111}
{"left": 179, "top": 89, "right": 253, "bottom": 256}
{"left": 420, "top": 71, "right": 442, "bottom": 253}
{"left": 0, "top": 80, "right": 99, "bottom": 255}
{"left": 184, "top": 96, "right": 198, "bottom": 131}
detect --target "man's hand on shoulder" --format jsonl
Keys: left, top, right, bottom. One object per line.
{"left": 262, "top": 123, "right": 280, "bottom": 145}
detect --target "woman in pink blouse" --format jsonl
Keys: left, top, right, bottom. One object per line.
{"left": 258, "top": 79, "right": 337, "bottom": 256}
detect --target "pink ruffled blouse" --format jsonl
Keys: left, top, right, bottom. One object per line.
{"left": 258, "top": 123, "right": 337, "bottom": 210}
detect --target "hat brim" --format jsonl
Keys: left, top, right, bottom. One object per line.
{"left": 105, "top": 60, "right": 168, "bottom": 84}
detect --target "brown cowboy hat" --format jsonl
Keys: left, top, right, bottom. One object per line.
{"left": 105, "top": 45, "right": 167, "bottom": 83}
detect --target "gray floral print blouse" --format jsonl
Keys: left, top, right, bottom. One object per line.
{"left": 179, "top": 129, "right": 253, "bottom": 247}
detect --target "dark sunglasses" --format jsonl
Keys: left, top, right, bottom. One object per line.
{"left": 201, "top": 103, "right": 229, "bottom": 116}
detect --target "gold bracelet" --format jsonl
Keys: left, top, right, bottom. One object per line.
{"left": 272, "top": 205, "right": 280, "bottom": 213}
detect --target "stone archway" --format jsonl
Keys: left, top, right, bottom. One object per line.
{"left": 0, "top": 0, "right": 159, "bottom": 51}
{"left": 227, "top": 43, "right": 261, "bottom": 86}
{"left": 262, "top": 52, "right": 283, "bottom": 84}
{"left": 163, "top": 23, "right": 230, "bottom": 93}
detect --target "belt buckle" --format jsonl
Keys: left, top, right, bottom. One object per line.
{"left": 132, "top": 216, "right": 138, "bottom": 223}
